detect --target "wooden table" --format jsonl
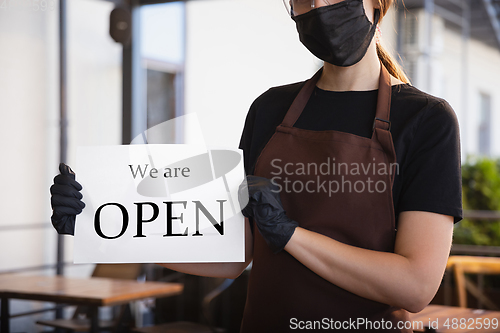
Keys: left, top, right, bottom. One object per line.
{"left": 0, "top": 274, "right": 183, "bottom": 333}
{"left": 409, "top": 305, "right": 500, "bottom": 332}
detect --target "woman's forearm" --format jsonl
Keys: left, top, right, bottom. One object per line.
{"left": 284, "top": 212, "right": 453, "bottom": 313}
{"left": 284, "top": 227, "right": 419, "bottom": 310}
{"left": 156, "top": 218, "right": 254, "bottom": 279}
{"left": 156, "top": 261, "right": 249, "bottom": 279}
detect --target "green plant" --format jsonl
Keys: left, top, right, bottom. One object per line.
{"left": 454, "top": 157, "right": 500, "bottom": 246}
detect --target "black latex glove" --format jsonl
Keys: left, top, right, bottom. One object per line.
{"left": 238, "top": 175, "right": 298, "bottom": 254}
{"left": 50, "top": 163, "right": 85, "bottom": 235}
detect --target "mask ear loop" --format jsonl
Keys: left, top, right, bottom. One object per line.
{"left": 372, "top": 8, "right": 381, "bottom": 44}
{"left": 375, "top": 25, "right": 382, "bottom": 44}
{"left": 287, "top": 0, "right": 294, "bottom": 17}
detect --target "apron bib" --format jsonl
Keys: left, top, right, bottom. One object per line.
{"left": 241, "top": 64, "right": 412, "bottom": 332}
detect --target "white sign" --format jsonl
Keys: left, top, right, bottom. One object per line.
{"left": 74, "top": 144, "right": 246, "bottom": 263}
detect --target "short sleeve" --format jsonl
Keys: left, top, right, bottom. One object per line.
{"left": 397, "top": 101, "right": 463, "bottom": 223}
{"left": 238, "top": 101, "right": 257, "bottom": 176}
{"left": 239, "top": 102, "right": 258, "bottom": 235}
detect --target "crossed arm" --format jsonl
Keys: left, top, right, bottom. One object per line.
{"left": 284, "top": 210, "right": 454, "bottom": 313}
{"left": 158, "top": 211, "right": 453, "bottom": 313}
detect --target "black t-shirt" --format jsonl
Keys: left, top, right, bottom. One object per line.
{"left": 239, "top": 80, "right": 463, "bottom": 225}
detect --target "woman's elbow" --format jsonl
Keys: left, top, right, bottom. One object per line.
{"left": 404, "top": 298, "right": 429, "bottom": 314}
{"left": 401, "top": 283, "right": 437, "bottom": 313}
{"left": 225, "top": 269, "right": 245, "bottom": 280}
{"left": 225, "top": 261, "right": 251, "bottom": 279}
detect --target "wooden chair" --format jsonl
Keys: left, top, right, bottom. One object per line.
{"left": 447, "top": 256, "right": 500, "bottom": 310}
{"left": 36, "top": 263, "right": 143, "bottom": 332}
{"left": 133, "top": 278, "right": 234, "bottom": 333}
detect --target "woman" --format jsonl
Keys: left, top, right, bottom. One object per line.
{"left": 51, "top": 0, "right": 462, "bottom": 331}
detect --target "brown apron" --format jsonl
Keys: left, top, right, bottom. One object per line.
{"left": 240, "top": 64, "right": 412, "bottom": 332}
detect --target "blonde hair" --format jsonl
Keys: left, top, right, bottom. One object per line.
{"left": 376, "top": 0, "right": 411, "bottom": 84}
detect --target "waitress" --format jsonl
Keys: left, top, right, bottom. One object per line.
{"left": 50, "top": 0, "right": 462, "bottom": 331}
{"left": 236, "top": 0, "right": 462, "bottom": 331}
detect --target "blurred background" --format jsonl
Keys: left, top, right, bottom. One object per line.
{"left": 1, "top": 0, "right": 500, "bottom": 332}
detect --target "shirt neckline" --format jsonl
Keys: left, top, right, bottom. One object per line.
{"left": 314, "top": 83, "right": 411, "bottom": 95}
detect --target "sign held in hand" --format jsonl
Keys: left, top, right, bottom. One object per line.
{"left": 74, "top": 144, "right": 246, "bottom": 264}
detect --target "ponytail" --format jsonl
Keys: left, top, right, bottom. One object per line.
{"left": 377, "top": 0, "right": 411, "bottom": 84}
{"left": 376, "top": 43, "right": 411, "bottom": 84}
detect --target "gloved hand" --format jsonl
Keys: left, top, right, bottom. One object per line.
{"left": 50, "top": 163, "right": 85, "bottom": 235}
{"left": 238, "top": 175, "right": 298, "bottom": 253}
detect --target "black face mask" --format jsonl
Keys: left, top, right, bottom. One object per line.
{"left": 292, "top": 0, "right": 380, "bottom": 67}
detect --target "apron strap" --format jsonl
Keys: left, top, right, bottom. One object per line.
{"left": 281, "top": 68, "right": 323, "bottom": 128}
{"left": 373, "top": 64, "right": 392, "bottom": 131}
{"left": 282, "top": 64, "right": 392, "bottom": 132}
{"left": 278, "top": 63, "right": 397, "bottom": 185}
{"left": 372, "top": 64, "right": 397, "bottom": 184}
